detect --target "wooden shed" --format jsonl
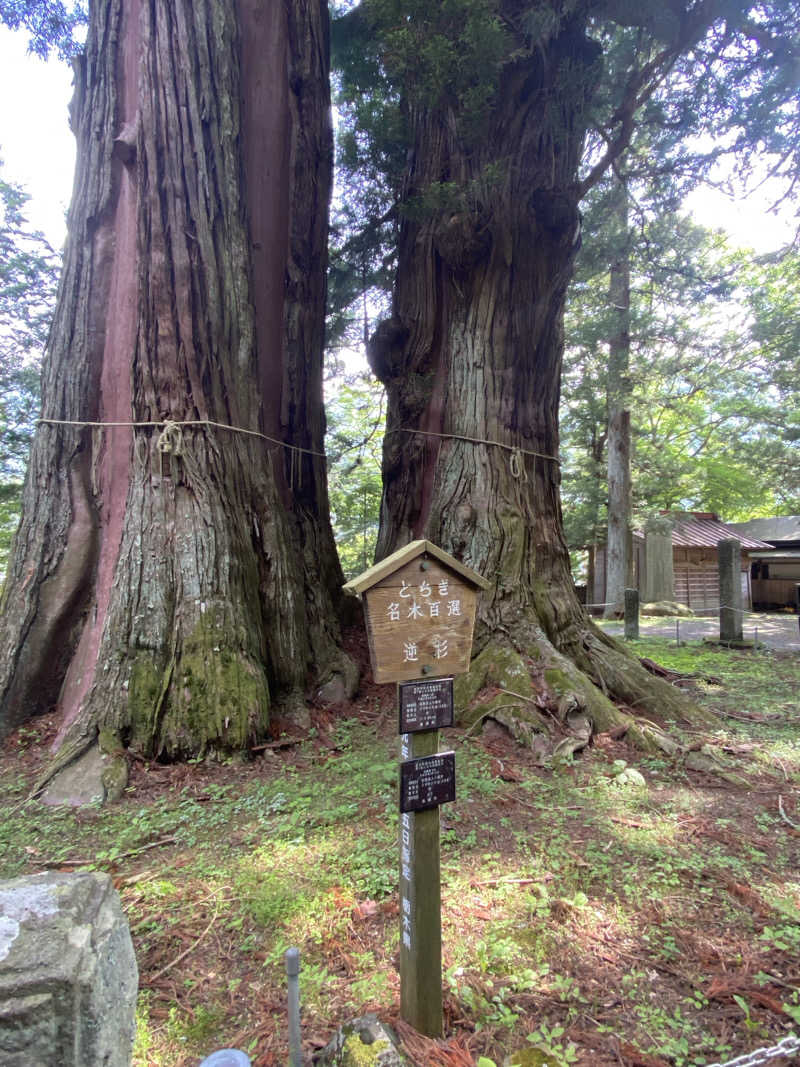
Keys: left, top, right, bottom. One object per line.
{"left": 728, "top": 516, "right": 800, "bottom": 610}
{"left": 666, "top": 514, "right": 768, "bottom": 612}
{"left": 592, "top": 512, "right": 770, "bottom": 614}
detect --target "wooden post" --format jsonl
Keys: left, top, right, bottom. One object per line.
{"left": 342, "top": 542, "right": 489, "bottom": 1043}
{"left": 399, "top": 727, "right": 443, "bottom": 1037}
{"left": 624, "top": 587, "right": 639, "bottom": 640}
{"left": 718, "top": 538, "right": 743, "bottom": 643}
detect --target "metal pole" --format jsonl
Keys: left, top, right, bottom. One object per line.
{"left": 286, "top": 947, "right": 302, "bottom": 1067}
{"left": 676, "top": 619, "right": 680, "bottom": 646}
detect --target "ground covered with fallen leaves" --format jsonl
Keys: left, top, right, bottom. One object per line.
{"left": 1, "top": 634, "right": 799, "bottom": 1067}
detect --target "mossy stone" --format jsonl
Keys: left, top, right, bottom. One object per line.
{"left": 340, "top": 1033, "right": 392, "bottom": 1066}
{"left": 506, "top": 1048, "right": 571, "bottom": 1066}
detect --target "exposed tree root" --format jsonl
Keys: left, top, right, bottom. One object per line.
{"left": 454, "top": 621, "right": 739, "bottom": 783}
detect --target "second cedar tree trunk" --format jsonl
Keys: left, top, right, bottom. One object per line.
{"left": 604, "top": 177, "right": 633, "bottom": 619}
{"left": 370, "top": 5, "right": 702, "bottom": 735}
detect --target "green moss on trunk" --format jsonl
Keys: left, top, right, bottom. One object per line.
{"left": 127, "top": 609, "right": 269, "bottom": 760}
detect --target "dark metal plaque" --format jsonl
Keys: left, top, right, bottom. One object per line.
{"left": 398, "top": 678, "right": 454, "bottom": 734}
{"left": 400, "top": 751, "right": 456, "bottom": 813}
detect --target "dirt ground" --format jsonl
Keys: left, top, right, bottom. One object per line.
{"left": 600, "top": 611, "right": 800, "bottom": 651}
{"left": 1, "top": 634, "right": 799, "bottom": 1066}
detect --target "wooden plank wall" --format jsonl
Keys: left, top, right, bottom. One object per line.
{"left": 752, "top": 578, "right": 800, "bottom": 609}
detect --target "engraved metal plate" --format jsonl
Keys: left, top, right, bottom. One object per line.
{"left": 400, "top": 751, "right": 456, "bottom": 813}
{"left": 398, "top": 678, "right": 454, "bottom": 733}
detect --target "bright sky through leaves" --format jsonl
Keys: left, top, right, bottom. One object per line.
{"left": 0, "top": 23, "right": 795, "bottom": 254}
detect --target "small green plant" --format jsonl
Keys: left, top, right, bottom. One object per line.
{"left": 782, "top": 991, "right": 800, "bottom": 1025}
{"left": 526, "top": 1022, "right": 579, "bottom": 1064}
{"left": 759, "top": 924, "right": 800, "bottom": 953}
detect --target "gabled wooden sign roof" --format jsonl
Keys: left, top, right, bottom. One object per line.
{"left": 343, "top": 540, "right": 490, "bottom": 595}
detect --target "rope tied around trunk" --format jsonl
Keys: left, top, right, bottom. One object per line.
{"left": 509, "top": 447, "right": 526, "bottom": 481}
{"left": 386, "top": 427, "right": 559, "bottom": 480}
{"left": 155, "top": 420, "right": 184, "bottom": 482}
{"left": 156, "top": 420, "right": 184, "bottom": 458}
{"left": 37, "top": 417, "right": 326, "bottom": 489}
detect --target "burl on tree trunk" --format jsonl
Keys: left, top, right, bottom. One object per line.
{"left": 370, "top": 9, "right": 714, "bottom": 750}
{"left": 0, "top": 0, "right": 354, "bottom": 792}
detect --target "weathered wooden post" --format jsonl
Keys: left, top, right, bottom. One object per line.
{"left": 718, "top": 538, "right": 743, "bottom": 643}
{"left": 344, "top": 541, "right": 488, "bottom": 1038}
{"left": 624, "top": 588, "right": 639, "bottom": 640}
{"left": 643, "top": 515, "right": 674, "bottom": 604}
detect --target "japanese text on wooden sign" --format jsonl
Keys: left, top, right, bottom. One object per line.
{"left": 364, "top": 559, "right": 478, "bottom": 683}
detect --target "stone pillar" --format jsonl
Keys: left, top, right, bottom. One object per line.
{"left": 0, "top": 872, "right": 137, "bottom": 1067}
{"left": 624, "top": 588, "right": 639, "bottom": 640}
{"left": 643, "top": 516, "right": 674, "bottom": 603}
{"left": 718, "top": 539, "right": 743, "bottom": 643}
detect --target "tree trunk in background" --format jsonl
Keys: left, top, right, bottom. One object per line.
{"left": 604, "top": 178, "right": 633, "bottom": 619}
{"left": 0, "top": 0, "right": 353, "bottom": 773}
{"left": 371, "top": 7, "right": 703, "bottom": 737}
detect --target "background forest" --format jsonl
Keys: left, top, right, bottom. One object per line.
{"left": 0, "top": 4, "right": 799, "bottom": 1067}
{"left": 327, "top": 202, "right": 800, "bottom": 581}
{"left": 1, "top": 7, "right": 798, "bottom": 585}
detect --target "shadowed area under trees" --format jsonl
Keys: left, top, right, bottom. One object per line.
{"left": 0, "top": 0, "right": 356, "bottom": 792}
{"left": 332, "top": 0, "right": 800, "bottom": 751}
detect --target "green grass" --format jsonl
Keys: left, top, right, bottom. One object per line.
{"left": 1, "top": 644, "right": 800, "bottom": 1065}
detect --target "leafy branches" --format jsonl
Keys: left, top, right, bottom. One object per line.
{"left": 0, "top": 164, "right": 60, "bottom": 572}
{"left": 326, "top": 375, "right": 385, "bottom": 578}
{"left": 0, "top": 0, "right": 86, "bottom": 59}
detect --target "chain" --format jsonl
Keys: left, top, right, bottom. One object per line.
{"left": 706, "top": 1035, "right": 800, "bottom": 1067}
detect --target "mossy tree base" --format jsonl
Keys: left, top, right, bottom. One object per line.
{"left": 454, "top": 615, "right": 720, "bottom": 767}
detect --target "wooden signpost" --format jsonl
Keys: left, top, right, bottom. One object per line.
{"left": 344, "top": 540, "right": 489, "bottom": 1038}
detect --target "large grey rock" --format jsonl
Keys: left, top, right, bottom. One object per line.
{"left": 41, "top": 743, "right": 128, "bottom": 807}
{"left": 641, "top": 600, "right": 694, "bottom": 617}
{"left": 315, "top": 1015, "right": 409, "bottom": 1065}
{"left": 315, "top": 659, "right": 360, "bottom": 706}
{"left": 0, "top": 871, "right": 138, "bottom": 1066}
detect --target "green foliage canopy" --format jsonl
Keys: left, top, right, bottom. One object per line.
{"left": 0, "top": 0, "right": 85, "bottom": 58}
{"left": 0, "top": 164, "right": 60, "bottom": 571}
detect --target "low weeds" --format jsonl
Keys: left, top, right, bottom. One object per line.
{"left": 0, "top": 641, "right": 799, "bottom": 1065}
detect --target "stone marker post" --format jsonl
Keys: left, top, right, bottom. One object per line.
{"left": 624, "top": 588, "right": 639, "bottom": 640}
{"left": 643, "top": 515, "right": 674, "bottom": 604}
{"left": 718, "top": 539, "right": 743, "bottom": 643}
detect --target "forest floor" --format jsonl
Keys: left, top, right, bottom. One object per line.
{"left": 1, "top": 635, "right": 799, "bottom": 1067}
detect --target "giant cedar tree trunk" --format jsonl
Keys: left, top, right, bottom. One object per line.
{"left": 0, "top": 0, "right": 353, "bottom": 772}
{"left": 370, "top": 8, "right": 703, "bottom": 737}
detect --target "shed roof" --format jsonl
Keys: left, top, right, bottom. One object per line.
{"left": 727, "top": 516, "right": 800, "bottom": 543}
{"left": 635, "top": 512, "right": 770, "bottom": 550}
{"left": 670, "top": 514, "right": 770, "bottom": 550}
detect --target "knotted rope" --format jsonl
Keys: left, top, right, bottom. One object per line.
{"left": 385, "top": 427, "right": 559, "bottom": 481}
{"left": 38, "top": 416, "right": 326, "bottom": 489}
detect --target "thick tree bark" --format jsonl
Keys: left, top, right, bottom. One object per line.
{"left": 604, "top": 178, "right": 633, "bottom": 619}
{"left": 0, "top": 0, "right": 353, "bottom": 768}
{"left": 371, "top": 6, "right": 706, "bottom": 738}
